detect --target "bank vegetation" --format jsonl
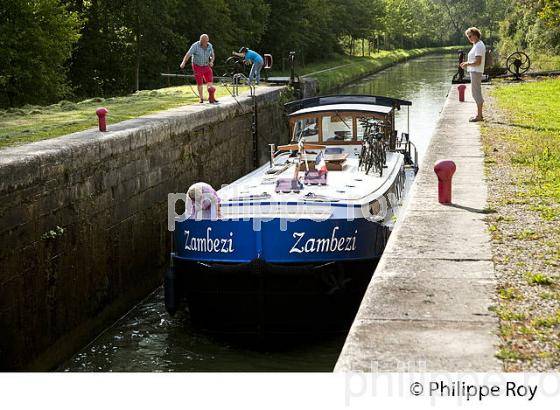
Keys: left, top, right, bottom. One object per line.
{"left": 0, "top": 46, "right": 459, "bottom": 148}
{"left": 4, "top": 0, "right": 559, "bottom": 108}
{"left": 482, "top": 77, "right": 560, "bottom": 370}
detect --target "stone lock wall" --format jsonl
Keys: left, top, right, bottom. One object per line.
{"left": 0, "top": 86, "right": 292, "bottom": 370}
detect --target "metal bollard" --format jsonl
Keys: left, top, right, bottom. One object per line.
{"left": 458, "top": 84, "right": 466, "bottom": 102}
{"left": 433, "top": 160, "right": 456, "bottom": 204}
{"left": 96, "top": 107, "right": 108, "bottom": 132}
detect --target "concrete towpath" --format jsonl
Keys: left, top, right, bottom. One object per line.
{"left": 335, "top": 84, "right": 502, "bottom": 372}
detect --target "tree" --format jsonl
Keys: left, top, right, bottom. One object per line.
{"left": 66, "top": 0, "right": 270, "bottom": 96}
{"left": 384, "top": 0, "right": 416, "bottom": 48}
{"left": 67, "top": 0, "right": 184, "bottom": 96}
{"left": 298, "top": 0, "right": 340, "bottom": 59}
{"left": 118, "top": 0, "right": 178, "bottom": 91}
{"left": 259, "top": 0, "right": 309, "bottom": 62}
{"left": 8, "top": 0, "right": 555, "bottom": 107}
{"left": 334, "top": 0, "right": 385, "bottom": 53}
{"left": 226, "top": 0, "right": 270, "bottom": 50}
{"left": 67, "top": 0, "right": 134, "bottom": 97}
{"left": 0, "top": 0, "right": 80, "bottom": 107}
{"left": 173, "top": 0, "right": 236, "bottom": 64}
{"left": 432, "top": 0, "right": 487, "bottom": 42}
{"left": 498, "top": 0, "right": 560, "bottom": 56}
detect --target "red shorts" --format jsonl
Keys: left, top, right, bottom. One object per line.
{"left": 192, "top": 64, "right": 213, "bottom": 85}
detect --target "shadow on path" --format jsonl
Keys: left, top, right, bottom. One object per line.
{"left": 449, "top": 203, "right": 495, "bottom": 214}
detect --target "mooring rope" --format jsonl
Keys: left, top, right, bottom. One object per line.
{"left": 180, "top": 69, "right": 200, "bottom": 99}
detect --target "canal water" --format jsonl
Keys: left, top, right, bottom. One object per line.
{"left": 341, "top": 53, "right": 458, "bottom": 160}
{"left": 59, "top": 53, "right": 458, "bottom": 372}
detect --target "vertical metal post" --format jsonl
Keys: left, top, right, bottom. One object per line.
{"left": 269, "top": 144, "right": 276, "bottom": 168}
{"left": 390, "top": 109, "right": 396, "bottom": 150}
{"left": 407, "top": 106, "right": 410, "bottom": 136}
{"left": 252, "top": 84, "right": 258, "bottom": 168}
{"left": 232, "top": 74, "right": 239, "bottom": 96}
{"left": 289, "top": 51, "right": 296, "bottom": 84}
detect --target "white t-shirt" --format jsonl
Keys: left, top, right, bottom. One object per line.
{"left": 467, "top": 40, "right": 486, "bottom": 73}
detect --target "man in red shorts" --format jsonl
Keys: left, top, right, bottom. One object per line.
{"left": 180, "top": 34, "right": 216, "bottom": 103}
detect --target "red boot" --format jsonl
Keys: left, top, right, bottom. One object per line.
{"left": 208, "top": 86, "right": 218, "bottom": 103}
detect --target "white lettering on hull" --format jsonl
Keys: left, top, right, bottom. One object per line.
{"left": 289, "top": 227, "right": 358, "bottom": 254}
{"left": 184, "top": 228, "right": 234, "bottom": 253}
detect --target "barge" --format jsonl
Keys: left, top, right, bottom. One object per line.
{"left": 166, "top": 94, "right": 418, "bottom": 343}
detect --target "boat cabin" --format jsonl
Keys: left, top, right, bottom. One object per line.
{"left": 286, "top": 95, "right": 412, "bottom": 149}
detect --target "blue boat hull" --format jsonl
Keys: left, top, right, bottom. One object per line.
{"left": 170, "top": 217, "right": 389, "bottom": 341}
{"left": 173, "top": 255, "right": 383, "bottom": 341}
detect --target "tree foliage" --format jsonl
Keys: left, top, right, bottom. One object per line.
{"left": 498, "top": 0, "right": 560, "bottom": 56}
{"left": 0, "top": 0, "right": 80, "bottom": 106}
{"left": 2, "top": 0, "right": 559, "bottom": 107}
{"left": 539, "top": 0, "right": 560, "bottom": 27}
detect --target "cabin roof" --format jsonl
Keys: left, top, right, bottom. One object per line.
{"left": 285, "top": 94, "right": 412, "bottom": 116}
{"left": 289, "top": 103, "right": 393, "bottom": 117}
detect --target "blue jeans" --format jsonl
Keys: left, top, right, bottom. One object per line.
{"left": 249, "top": 61, "right": 263, "bottom": 85}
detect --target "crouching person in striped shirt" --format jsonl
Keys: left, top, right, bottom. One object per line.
{"left": 180, "top": 34, "right": 217, "bottom": 103}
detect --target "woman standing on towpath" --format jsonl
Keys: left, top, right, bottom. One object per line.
{"left": 460, "top": 27, "right": 486, "bottom": 122}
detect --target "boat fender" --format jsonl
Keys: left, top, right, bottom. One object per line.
{"left": 164, "top": 266, "right": 178, "bottom": 316}
{"left": 187, "top": 182, "right": 221, "bottom": 218}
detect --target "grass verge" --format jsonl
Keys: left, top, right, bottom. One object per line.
{"left": 0, "top": 86, "right": 247, "bottom": 149}
{"left": 481, "top": 77, "right": 560, "bottom": 371}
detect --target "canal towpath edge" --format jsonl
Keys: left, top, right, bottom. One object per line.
{"left": 334, "top": 84, "right": 502, "bottom": 372}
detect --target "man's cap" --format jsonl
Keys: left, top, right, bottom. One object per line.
{"left": 239, "top": 47, "right": 248, "bottom": 53}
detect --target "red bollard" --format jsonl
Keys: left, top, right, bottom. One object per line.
{"left": 458, "top": 84, "right": 466, "bottom": 102}
{"left": 96, "top": 107, "right": 108, "bottom": 132}
{"left": 434, "top": 160, "right": 457, "bottom": 204}
{"left": 208, "top": 86, "right": 217, "bottom": 103}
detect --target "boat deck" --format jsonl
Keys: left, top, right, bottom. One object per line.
{"left": 219, "top": 147, "right": 403, "bottom": 212}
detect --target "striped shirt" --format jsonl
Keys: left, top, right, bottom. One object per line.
{"left": 187, "top": 41, "right": 214, "bottom": 66}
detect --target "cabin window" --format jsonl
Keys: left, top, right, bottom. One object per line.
{"left": 322, "top": 114, "right": 353, "bottom": 142}
{"left": 293, "top": 117, "right": 319, "bottom": 142}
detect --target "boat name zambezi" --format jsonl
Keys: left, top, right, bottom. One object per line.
{"left": 184, "top": 228, "right": 234, "bottom": 253}
{"left": 290, "top": 227, "right": 358, "bottom": 254}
